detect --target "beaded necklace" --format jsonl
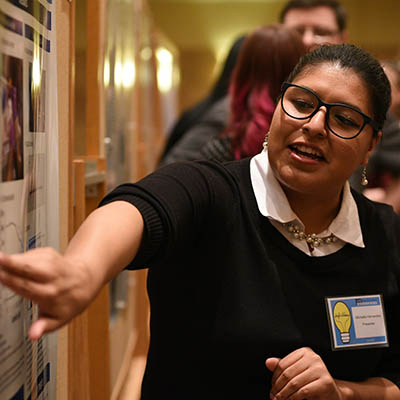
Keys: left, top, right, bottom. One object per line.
{"left": 285, "top": 223, "right": 337, "bottom": 251}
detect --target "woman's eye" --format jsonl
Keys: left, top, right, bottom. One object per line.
{"left": 335, "top": 114, "right": 360, "bottom": 128}
{"left": 292, "top": 99, "right": 314, "bottom": 110}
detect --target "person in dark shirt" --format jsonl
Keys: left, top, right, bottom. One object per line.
{"left": 361, "top": 60, "right": 400, "bottom": 212}
{"left": 1, "top": 44, "right": 400, "bottom": 399}
{"left": 158, "top": 35, "right": 245, "bottom": 164}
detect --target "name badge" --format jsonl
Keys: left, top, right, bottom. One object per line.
{"left": 325, "top": 294, "right": 388, "bottom": 350}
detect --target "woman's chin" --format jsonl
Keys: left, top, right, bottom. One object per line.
{"left": 277, "top": 168, "right": 338, "bottom": 197}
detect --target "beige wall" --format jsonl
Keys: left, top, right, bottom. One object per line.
{"left": 178, "top": 48, "right": 216, "bottom": 113}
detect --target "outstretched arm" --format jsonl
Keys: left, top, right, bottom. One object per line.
{"left": 266, "top": 347, "right": 400, "bottom": 400}
{"left": 0, "top": 201, "right": 144, "bottom": 340}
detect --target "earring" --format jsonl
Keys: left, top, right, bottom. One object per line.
{"left": 361, "top": 166, "right": 368, "bottom": 186}
{"left": 263, "top": 131, "right": 269, "bottom": 150}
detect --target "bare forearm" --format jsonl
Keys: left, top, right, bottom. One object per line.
{"left": 65, "top": 201, "right": 144, "bottom": 289}
{"left": 337, "top": 377, "right": 400, "bottom": 400}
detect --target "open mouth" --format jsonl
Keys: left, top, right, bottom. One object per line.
{"left": 289, "top": 144, "right": 325, "bottom": 161}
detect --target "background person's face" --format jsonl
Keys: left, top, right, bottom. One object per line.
{"left": 283, "top": 6, "right": 347, "bottom": 50}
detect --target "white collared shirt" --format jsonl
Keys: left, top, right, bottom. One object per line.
{"left": 250, "top": 149, "right": 365, "bottom": 256}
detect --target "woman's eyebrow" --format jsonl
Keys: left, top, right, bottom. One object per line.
{"left": 301, "top": 85, "right": 367, "bottom": 113}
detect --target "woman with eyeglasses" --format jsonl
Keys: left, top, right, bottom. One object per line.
{"left": 1, "top": 44, "right": 400, "bottom": 399}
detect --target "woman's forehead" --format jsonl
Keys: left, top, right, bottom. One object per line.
{"left": 293, "top": 63, "right": 370, "bottom": 99}
{"left": 291, "top": 63, "right": 372, "bottom": 112}
{"left": 293, "top": 62, "right": 348, "bottom": 80}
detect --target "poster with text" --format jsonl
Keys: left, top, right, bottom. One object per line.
{"left": 0, "top": 0, "right": 58, "bottom": 399}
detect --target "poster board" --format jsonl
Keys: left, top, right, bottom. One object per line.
{"left": 0, "top": 0, "right": 58, "bottom": 398}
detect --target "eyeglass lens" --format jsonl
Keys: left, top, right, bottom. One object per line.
{"left": 282, "top": 86, "right": 365, "bottom": 138}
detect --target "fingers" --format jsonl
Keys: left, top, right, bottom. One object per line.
{"left": 0, "top": 264, "right": 56, "bottom": 303}
{"left": 273, "top": 347, "right": 307, "bottom": 374}
{"left": 270, "top": 348, "right": 306, "bottom": 388}
{"left": 269, "top": 348, "right": 337, "bottom": 400}
{"left": 271, "top": 368, "right": 319, "bottom": 399}
{"left": 271, "top": 377, "right": 339, "bottom": 400}
{"left": 0, "top": 265, "right": 39, "bottom": 296}
{"left": 266, "top": 357, "right": 280, "bottom": 372}
{"left": 271, "top": 360, "right": 310, "bottom": 399}
{"left": 29, "top": 317, "right": 65, "bottom": 341}
{"left": 0, "top": 249, "right": 55, "bottom": 282}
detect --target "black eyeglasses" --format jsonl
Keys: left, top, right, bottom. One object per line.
{"left": 281, "top": 82, "right": 379, "bottom": 139}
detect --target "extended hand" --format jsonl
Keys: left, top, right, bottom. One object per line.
{"left": 266, "top": 347, "right": 343, "bottom": 400}
{"left": 0, "top": 248, "right": 101, "bottom": 341}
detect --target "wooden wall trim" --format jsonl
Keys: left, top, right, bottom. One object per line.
{"left": 86, "top": 0, "right": 106, "bottom": 157}
{"left": 56, "top": 0, "right": 74, "bottom": 398}
{"left": 68, "top": 0, "right": 76, "bottom": 241}
{"left": 68, "top": 160, "right": 92, "bottom": 400}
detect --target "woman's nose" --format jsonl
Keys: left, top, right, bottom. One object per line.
{"left": 302, "top": 107, "right": 328, "bottom": 137}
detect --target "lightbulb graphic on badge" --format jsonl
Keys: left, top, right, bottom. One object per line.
{"left": 333, "top": 301, "right": 352, "bottom": 344}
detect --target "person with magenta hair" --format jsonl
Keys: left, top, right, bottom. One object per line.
{"left": 200, "top": 24, "right": 306, "bottom": 162}
{"left": 1, "top": 44, "right": 400, "bottom": 399}
{"left": 164, "top": 24, "right": 306, "bottom": 164}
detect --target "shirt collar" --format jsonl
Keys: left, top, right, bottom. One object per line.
{"left": 250, "top": 149, "right": 365, "bottom": 248}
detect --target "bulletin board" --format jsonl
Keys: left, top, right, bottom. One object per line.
{"left": 0, "top": 0, "right": 58, "bottom": 398}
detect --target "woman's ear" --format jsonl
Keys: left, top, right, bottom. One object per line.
{"left": 362, "top": 131, "right": 382, "bottom": 165}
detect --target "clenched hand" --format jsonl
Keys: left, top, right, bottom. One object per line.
{"left": 266, "top": 347, "right": 343, "bottom": 400}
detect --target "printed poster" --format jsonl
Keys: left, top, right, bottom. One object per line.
{"left": 0, "top": 0, "right": 58, "bottom": 399}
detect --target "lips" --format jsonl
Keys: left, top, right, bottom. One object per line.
{"left": 289, "top": 143, "right": 326, "bottom": 161}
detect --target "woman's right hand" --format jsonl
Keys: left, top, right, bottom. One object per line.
{"left": 0, "top": 247, "right": 101, "bottom": 340}
{"left": 0, "top": 202, "right": 145, "bottom": 341}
